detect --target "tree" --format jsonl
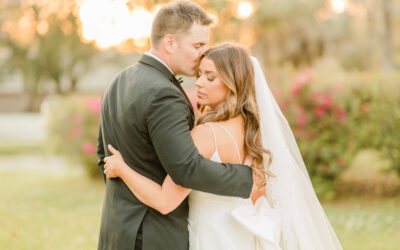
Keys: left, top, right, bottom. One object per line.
{"left": 207, "top": 0, "right": 399, "bottom": 70}
{"left": 382, "top": 0, "right": 395, "bottom": 71}
{"left": 0, "top": 0, "right": 97, "bottom": 111}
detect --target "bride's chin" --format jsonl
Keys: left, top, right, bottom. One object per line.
{"left": 197, "top": 101, "right": 207, "bottom": 106}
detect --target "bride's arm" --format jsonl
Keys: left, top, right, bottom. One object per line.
{"left": 104, "top": 126, "right": 213, "bottom": 215}
{"left": 105, "top": 151, "right": 190, "bottom": 215}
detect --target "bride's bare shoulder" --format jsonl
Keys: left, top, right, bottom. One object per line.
{"left": 190, "top": 124, "right": 216, "bottom": 159}
{"left": 213, "top": 115, "right": 244, "bottom": 132}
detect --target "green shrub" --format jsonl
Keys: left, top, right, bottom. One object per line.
{"left": 344, "top": 72, "right": 400, "bottom": 176}
{"left": 271, "top": 68, "right": 400, "bottom": 199}
{"left": 275, "top": 69, "right": 354, "bottom": 199}
{"left": 46, "top": 95, "right": 101, "bottom": 178}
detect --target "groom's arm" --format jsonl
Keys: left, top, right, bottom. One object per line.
{"left": 146, "top": 85, "right": 253, "bottom": 198}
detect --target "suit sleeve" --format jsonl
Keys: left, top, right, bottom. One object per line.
{"left": 97, "top": 122, "right": 107, "bottom": 183}
{"left": 146, "top": 86, "right": 253, "bottom": 198}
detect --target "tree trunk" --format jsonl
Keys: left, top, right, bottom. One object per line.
{"left": 22, "top": 69, "right": 43, "bottom": 112}
{"left": 55, "top": 79, "right": 63, "bottom": 94}
{"left": 382, "top": 0, "right": 394, "bottom": 71}
{"left": 24, "top": 79, "right": 41, "bottom": 112}
{"left": 69, "top": 77, "right": 78, "bottom": 93}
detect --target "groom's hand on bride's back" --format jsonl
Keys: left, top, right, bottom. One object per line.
{"left": 245, "top": 155, "right": 266, "bottom": 204}
{"left": 243, "top": 155, "right": 253, "bottom": 168}
{"left": 251, "top": 183, "right": 266, "bottom": 204}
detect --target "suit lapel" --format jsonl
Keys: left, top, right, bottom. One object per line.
{"left": 139, "top": 54, "right": 195, "bottom": 121}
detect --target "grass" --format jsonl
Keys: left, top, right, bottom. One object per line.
{"left": 0, "top": 170, "right": 104, "bottom": 250}
{"left": 0, "top": 169, "right": 399, "bottom": 250}
{"left": 0, "top": 143, "right": 43, "bottom": 155}
{"left": 324, "top": 198, "right": 400, "bottom": 250}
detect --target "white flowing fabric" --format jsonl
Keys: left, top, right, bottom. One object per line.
{"left": 245, "top": 56, "right": 343, "bottom": 250}
{"left": 231, "top": 196, "right": 282, "bottom": 249}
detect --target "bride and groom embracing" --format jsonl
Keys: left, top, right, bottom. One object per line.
{"left": 96, "top": 1, "right": 342, "bottom": 250}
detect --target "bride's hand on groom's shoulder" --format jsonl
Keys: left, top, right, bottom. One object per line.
{"left": 103, "top": 145, "right": 126, "bottom": 179}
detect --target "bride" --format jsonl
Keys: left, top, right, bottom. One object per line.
{"left": 103, "top": 43, "right": 343, "bottom": 250}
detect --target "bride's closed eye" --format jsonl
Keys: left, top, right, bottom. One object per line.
{"left": 196, "top": 72, "right": 215, "bottom": 82}
{"left": 206, "top": 73, "right": 216, "bottom": 81}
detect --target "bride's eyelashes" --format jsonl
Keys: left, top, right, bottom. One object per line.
{"left": 196, "top": 72, "right": 215, "bottom": 82}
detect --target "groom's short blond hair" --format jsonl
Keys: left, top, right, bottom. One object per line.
{"left": 151, "top": 0, "right": 213, "bottom": 49}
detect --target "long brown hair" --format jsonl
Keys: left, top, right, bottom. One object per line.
{"left": 196, "top": 43, "right": 273, "bottom": 186}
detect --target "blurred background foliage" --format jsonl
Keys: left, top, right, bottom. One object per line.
{"left": 1, "top": 0, "right": 399, "bottom": 199}
{"left": 45, "top": 95, "right": 101, "bottom": 178}
{"left": 0, "top": 0, "right": 97, "bottom": 111}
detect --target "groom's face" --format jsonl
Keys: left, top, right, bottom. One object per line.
{"left": 173, "top": 23, "right": 209, "bottom": 76}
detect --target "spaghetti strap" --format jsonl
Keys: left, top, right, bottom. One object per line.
{"left": 203, "top": 123, "right": 218, "bottom": 152}
{"left": 212, "top": 123, "right": 242, "bottom": 164}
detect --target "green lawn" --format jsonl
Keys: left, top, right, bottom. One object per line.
{"left": 324, "top": 198, "right": 400, "bottom": 250}
{"left": 1, "top": 169, "right": 399, "bottom": 250}
{"left": 0, "top": 170, "right": 104, "bottom": 250}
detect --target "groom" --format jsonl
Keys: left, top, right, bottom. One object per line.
{"left": 97, "top": 1, "right": 254, "bottom": 249}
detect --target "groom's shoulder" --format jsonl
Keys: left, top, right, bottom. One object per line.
{"left": 122, "top": 62, "right": 174, "bottom": 87}
{"left": 110, "top": 62, "right": 183, "bottom": 100}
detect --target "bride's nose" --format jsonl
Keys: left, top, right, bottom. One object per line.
{"left": 195, "top": 78, "right": 204, "bottom": 88}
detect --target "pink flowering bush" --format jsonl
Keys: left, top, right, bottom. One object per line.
{"left": 268, "top": 68, "right": 400, "bottom": 199}
{"left": 275, "top": 70, "right": 355, "bottom": 199}
{"left": 46, "top": 95, "right": 101, "bottom": 178}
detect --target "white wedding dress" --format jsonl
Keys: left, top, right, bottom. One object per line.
{"left": 187, "top": 123, "right": 281, "bottom": 250}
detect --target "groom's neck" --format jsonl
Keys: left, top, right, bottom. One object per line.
{"left": 149, "top": 48, "right": 176, "bottom": 75}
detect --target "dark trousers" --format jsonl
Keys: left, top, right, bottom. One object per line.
{"left": 134, "top": 223, "right": 143, "bottom": 250}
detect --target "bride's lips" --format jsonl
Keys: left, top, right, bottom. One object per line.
{"left": 196, "top": 91, "right": 206, "bottom": 98}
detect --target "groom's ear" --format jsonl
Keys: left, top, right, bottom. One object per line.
{"left": 163, "top": 34, "right": 177, "bottom": 54}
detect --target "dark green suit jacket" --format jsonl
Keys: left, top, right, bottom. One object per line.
{"left": 97, "top": 54, "right": 253, "bottom": 250}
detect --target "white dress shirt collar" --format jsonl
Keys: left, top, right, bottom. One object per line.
{"left": 144, "top": 51, "right": 174, "bottom": 75}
